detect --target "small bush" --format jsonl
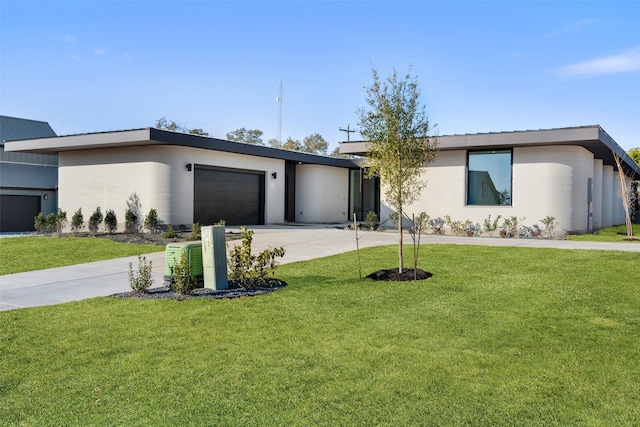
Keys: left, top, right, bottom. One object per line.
{"left": 540, "top": 216, "right": 558, "bottom": 239}
{"left": 34, "top": 212, "right": 46, "bottom": 233}
{"left": 228, "top": 226, "right": 285, "bottom": 289}
{"left": 483, "top": 214, "right": 501, "bottom": 237}
{"left": 128, "top": 255, "right": 154, "bottom": 293}
{"left": 171, "top": 253, "right": 195, "bottom": 295}
{"left": 71, "top": 208, "right": 84, "bottom": 233}
{"left": 104, "top": 209, "right": 118, "bottom": 233}
{"left": 162, "top": 224, "right": 177, "bottom": 239}
{"left": 428, "top": 217, "right": 445, "bottom": 235}
{"left": 144, "top": 208, "right": 159, "bottom": 233}
{"left": 88, "top": 207, "right": 104, "bottom": 235}
{"left": 214, "top": 219, "right": 226, "bottom": 226}
{"left": 57, "top": 209, "right": 67, "bottom": 233}
{"left": 364, "top": 211, "right": 379, "bottom": 230}
{"left": 124, "top": 209, "right": 138, "bottom": 234}
{"left": 187, "top": 222, "right": 201, "bottom": 241}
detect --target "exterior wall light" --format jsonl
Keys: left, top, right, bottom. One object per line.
{"left": 186, "top": 163, "right": 192, "bottom": 171}
{"left": 271, "top": 172, "right": 277, "bottom": 179}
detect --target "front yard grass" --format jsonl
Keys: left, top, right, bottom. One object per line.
{"left": 0, "top": 236, "right": 164, "bottom": 275}
{"left": 568, "top": 223, "right": 640, "bottom": 242}
{"left": 1, "top": 244, "right": 639, "bottom": 425}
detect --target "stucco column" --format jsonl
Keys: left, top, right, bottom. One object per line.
{"left": 601, "top": 165, "right": 614, "bottom": 227}
{"left": 592, "top": 159, "right": 603, "bottom": 230}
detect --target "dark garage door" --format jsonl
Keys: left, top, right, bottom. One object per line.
{"left": 0, "top": 195, "right": 41, "bottom": 232}
{"left": 194, "top": 166, "right": 265, "bottom": 226}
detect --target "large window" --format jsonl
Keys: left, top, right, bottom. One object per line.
{"left": 467, "top": 150, "right": 512, "bottom": 206}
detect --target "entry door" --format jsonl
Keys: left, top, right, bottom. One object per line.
{"left": 0, "top": 195, "right": 41, "bottom": 232}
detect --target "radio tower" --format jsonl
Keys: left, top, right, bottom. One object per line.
{"left": 276, "top": 81, "right": 283, "bottom": 145}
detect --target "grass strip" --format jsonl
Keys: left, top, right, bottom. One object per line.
{"left": 0, "top": 236, "right": 164, "bottom": 275}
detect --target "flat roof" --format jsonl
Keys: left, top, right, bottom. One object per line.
{"left": 340, "top": 125, "right": 640, "bottom": 176}
{"left": 4, "top": 128, "right": 359, "bottom": 169}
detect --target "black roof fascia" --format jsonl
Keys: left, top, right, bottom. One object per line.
{"left": 149, "top": 128, "right": 358, "bottom": 168}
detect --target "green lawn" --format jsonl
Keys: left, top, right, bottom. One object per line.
{"left": 2, "top": 245, "right": 639, "bottom": 425}
{"left": 568, "top": 223, "right": 640, "bottom": 242}
{"left": 0, "top": 236, "right": 164, "bottom": 275}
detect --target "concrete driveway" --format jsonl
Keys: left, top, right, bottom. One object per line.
{"left": 1, "top": 224, "right": 639, "bottom": 311}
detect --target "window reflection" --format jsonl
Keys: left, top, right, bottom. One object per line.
{"left": 467, "top": 150, "right": 512, "bottom": 206}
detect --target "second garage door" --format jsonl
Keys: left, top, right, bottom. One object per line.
{"left": 194, "top": 166, "right": 265, "bottom": 226}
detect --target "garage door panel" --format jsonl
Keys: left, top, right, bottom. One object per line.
{"left": 0, "top": 195, "right": 41, "bottom": 232}
{"left": 194, "top": 166, "right": 264, "bottom": 226}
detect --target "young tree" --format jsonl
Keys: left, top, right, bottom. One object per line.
{"left": 226, "top": 127, "right": 264, "bottom": 145}
{"left": 613, "top": 152, "right": 636, "bottom": 240}
{"left": 357, "top": 67, "right": 438, "bottom": 273}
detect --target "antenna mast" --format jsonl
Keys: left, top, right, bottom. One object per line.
{"left": 339, "top": 124, "right": 356, "bottom": 142}
{"left": 277, "top": 81, "right": 283, "bottom": 144}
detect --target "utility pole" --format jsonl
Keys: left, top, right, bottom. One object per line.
{"left": 339, "top": 124, "right": 356, "bottom": 142}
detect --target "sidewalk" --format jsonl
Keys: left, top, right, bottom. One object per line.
{"left": 1, "top": 225, "right": 638, "bottom": 311}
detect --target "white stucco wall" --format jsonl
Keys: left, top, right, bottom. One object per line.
{"left": 58, "top": 145, "right": 287, "bottom": 231}
{"left": 295, "top": 164, "right": 348, "bottom": 223}
{"left": 395, "top": 145, "right": 599, "bottom": 233}
{"left": 601, "top": 165, "right": 614, "bottom": 227}
{"left": 592, "top": 159, "right": 603, "bottom": 230}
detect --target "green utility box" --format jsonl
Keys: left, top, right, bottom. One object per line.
{"left": 164, "top": 242, "right": 204, "bottom": 287}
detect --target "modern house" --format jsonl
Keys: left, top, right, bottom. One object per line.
{"left": 4, "top": 128, "right": 367, "bottom": 229}
{"left": 4, "top": 124, "right": 638, "bottom": 234}
{"left": 341, "top": 125, "right": 640, "bottom": 233}
{"left": 0, "top": 116, "right": 58, "bottom": 232}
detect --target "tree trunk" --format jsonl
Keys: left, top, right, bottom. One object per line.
{"left": 398, "top": 206, "right": 404, "bottom": 273}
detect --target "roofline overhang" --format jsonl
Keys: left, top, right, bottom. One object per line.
{"left": 4, "top": 128, "right": 360, "bottom": 169}
{"left": 339, "top": 125, "right": 640, "bottom": 177}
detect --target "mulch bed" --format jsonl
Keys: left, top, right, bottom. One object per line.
{"left": 366, "top": 268, "right": 433, "bottom": 282}
{"left": 111, "top": 279, "right": 287, "bottom": 300}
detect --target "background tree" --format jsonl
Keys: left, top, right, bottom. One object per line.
{"left": 270, "top": 137, "right": 303, "bottom": 151}
{"left": 226, "top": 127, "right": 264, "bottom": 145}
{"left": 155, "top": 117, "right": 208, "bottom": 135}
{"left": 302, "top": 133, "right": 328, "bottom": 155}
{"left": 357, "top": 67, "right": 438, "bottom": 273}
{"left": 329, "top": 146, "right": 349, "bottom": 158}
{"left": 629, "top": 147, "right": 640, "bottom": 165}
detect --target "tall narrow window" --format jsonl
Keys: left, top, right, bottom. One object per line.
{"left": 467, "top": 150, "right": 512, "bottom": 206}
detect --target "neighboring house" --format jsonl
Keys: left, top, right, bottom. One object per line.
{"left": 341, "top": 125, "right": 640, "bottom": 234}
{"left": 0, "top": 116, "right": 58, "bottom": 232}
{"left": 4, "top": 128, "right": 368, "bottom": 230}
{"left": 5, "top": 124, "right": 638, "bottom": 234}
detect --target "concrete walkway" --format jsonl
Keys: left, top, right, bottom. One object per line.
{"left": 1, "top": 224, "right": 638, "bottom": 311}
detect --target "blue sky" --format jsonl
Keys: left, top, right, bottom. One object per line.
{"left": 2, "top": 0, "right": 639, "bottom": 151}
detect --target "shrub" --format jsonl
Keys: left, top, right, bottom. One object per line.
{"left": 444, "top": 215, "right": 465, "bottom": 236}
{"left": 71, "top": 208, "right": 84, "bottom": 233}
{"left": 501, "top": 216, "right": 526, "bottom": 238}
{"left": 88, "top": 207, "right": 103, "bottom": 235}
{"left": 483, "top": 214, "right": 501, "bottom": 237}
{"left": 187, "top": 222, "right": 201, "bottom": 241}
{"left": 45, "top": 213, "right": 59, "bottom": 233}
{"left": 162, "top": 224, "right": 177, "bottom": 239}
{"left": 124, "top": 209, "right": 138, "bottom": 234}
{"left": 228, "top": 226, "right": 285, "bottom": 289}
{"left": 171, "top": 253, "right": 195, "bottom": 295}
{"left": 214, "top": 219, "right": 226, "bottom": 226}
{"left": 128, "top": 255, "right": 154, "bottom": 293}
{"left": 540, "top": 216, "right": 558, "bottom": 239}
{"left": 57, "top": 209, "right": 67, "bottom": 233}
{"left": 463, "top": 220, "right": 481, "bottom": 237}
{"left": 34, "top": 212, "right": 46, "bottom": 234}
{"left": 364, "top": 211, "right": 379, "bottom": 230}
{"left": 104, "top": 209, "right": 118, "bottom": 233}
{"left": 144, "top": 208, "right": 159, "bottom": 233}
{"left": 428, "top": 217, "right": 445, "bottom": 235}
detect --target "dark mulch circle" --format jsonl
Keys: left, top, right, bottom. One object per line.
{"left": 366, "top": 268, "right": 433, "bottom": 282}
{"left": 111, "top": 278, "right": 287, "bottom": 300}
